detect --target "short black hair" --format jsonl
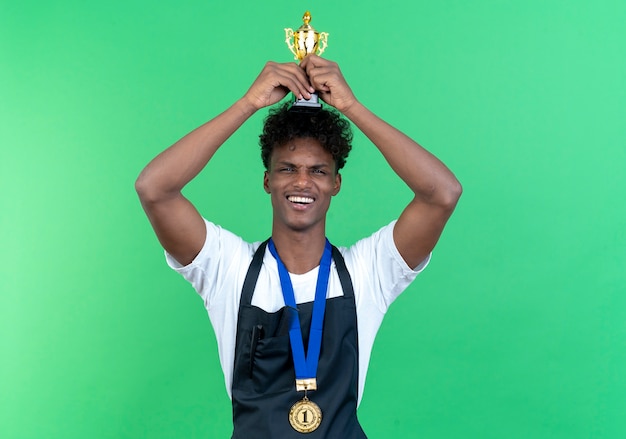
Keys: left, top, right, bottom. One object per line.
{"left": 259, "top": 102, "right": 353, "bottom": 171}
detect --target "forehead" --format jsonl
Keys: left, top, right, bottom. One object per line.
{"left": 270, "top": 137, "right": 334, "bottom": 166}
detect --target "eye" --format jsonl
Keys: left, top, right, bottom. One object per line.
{"left": 311, "top": 168, "right": 326, "bottom": 175}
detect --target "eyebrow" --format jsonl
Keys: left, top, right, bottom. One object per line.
{"left": 309, "top": 163, "right": 332, "bottom": 170}
{"left": 275, "top": 161, "right": 332, "bottom": 169}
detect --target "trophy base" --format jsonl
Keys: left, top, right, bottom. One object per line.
{"left": 290, "top": 92, "right": 322, "bottom": 112}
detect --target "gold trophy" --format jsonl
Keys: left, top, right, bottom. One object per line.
{"left": 285, "top": 11, "right": 328, "bottom": 111}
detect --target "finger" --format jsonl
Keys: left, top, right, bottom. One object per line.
{"left": 302, "top": 55, "right": 336, "bottom": 74}
{"left": 279, "top": 63, "right": 315, "bottom": 95}
{"left": 275, "top": 71, "right": 313, "bottom": 99}
{"left": 307, "top": 68, "right": 337, "bottom": 92}
{"left": 264, "top": 62, "right": 313, "bottom": 98}
{"left": 299, "top": 55, "right": 313, "bottom": 70}
{"left": 300, "top": 54, "right": 329, "bottom": 69}
{"left": 305, "top": 65, "right": 340, "bottom": 91}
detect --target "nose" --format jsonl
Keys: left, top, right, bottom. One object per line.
{"left": 293, "top": 169, "right": 311, "bottom": 188}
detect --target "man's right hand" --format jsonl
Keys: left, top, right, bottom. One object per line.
{"left": 242, "top": 61, "right": 316, "bottom": 111}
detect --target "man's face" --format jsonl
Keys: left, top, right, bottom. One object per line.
{"left": 264, "top": 137, "right": 341, "bottom": 234}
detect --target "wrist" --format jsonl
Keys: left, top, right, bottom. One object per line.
{"left": 340, "top": 99, "right": 364, "bottom": 121}
{"left": 234, "top": 96, "right": 260, "bottom": 118}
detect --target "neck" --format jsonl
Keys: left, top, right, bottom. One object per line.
{"left": 270, "top": 228, "right": 327, "bottom": 274}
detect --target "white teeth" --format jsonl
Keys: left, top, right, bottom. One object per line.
{"left": 288, "top": 196, "right": 314, "bottom": 204}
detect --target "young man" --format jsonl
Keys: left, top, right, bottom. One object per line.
{"left": 136, "top": 55, "right": 462, "bottom": 438}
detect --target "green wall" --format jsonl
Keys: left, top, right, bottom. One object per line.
{"left": 2, "top": 1, "right": 625, "bottom": 437}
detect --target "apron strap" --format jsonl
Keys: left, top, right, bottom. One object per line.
{"left": 240, "top": 241, "right": 355, "bottom": 306}
{"left": 240, "top": 240, "right": 269, "bottom": 306}
{"left": 332, "top": 245, "right": 355, "bottom": 299}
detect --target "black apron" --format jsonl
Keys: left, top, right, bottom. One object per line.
{"left": 231, "top": 241, "right": 367, "bottom": 438}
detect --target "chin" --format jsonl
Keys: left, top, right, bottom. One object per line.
{"left": 278, "top": 218, "right": 324, "bottom": 233}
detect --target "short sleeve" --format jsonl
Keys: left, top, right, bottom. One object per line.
{"left": 165, "top": 219, "right": 250, "bottom": 310}
{"left": 344, "top": 220, "right": 431, "bottom": 313}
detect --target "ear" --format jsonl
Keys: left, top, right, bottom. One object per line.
{"left": 263, "top": 170, "right": 270, "bottom": 194}
{"left": 332, "top": 172, "right": 342, "bottom": 196}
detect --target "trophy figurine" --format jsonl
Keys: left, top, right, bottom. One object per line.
{"left": 285, "top": 11, "right": 329, "bottom": 111}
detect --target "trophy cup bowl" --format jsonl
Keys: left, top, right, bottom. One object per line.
{"left": 285, "top": 11, "right": 328, "bottom": 111}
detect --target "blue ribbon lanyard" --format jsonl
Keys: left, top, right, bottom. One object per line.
{"left": 268, "top": 239, "right": 332, "bottom": 385}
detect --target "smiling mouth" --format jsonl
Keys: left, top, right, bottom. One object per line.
{"left": 288, "top": 195, "right": 314, "bottom": 204}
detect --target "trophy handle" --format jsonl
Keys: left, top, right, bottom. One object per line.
{"left": 316, "top": 32, "right": 329, "bottom": 56}
{"left": 284, "top": 28, "right": 299, "bottom": 60}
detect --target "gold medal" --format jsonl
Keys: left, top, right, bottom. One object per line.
{"left": 289, "top": 396, "right": 322, "bottom": 433}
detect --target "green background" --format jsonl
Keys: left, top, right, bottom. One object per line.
{"left": 2, "top": 0, "right": 625, "bottom": 437}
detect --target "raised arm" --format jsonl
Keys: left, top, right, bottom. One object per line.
{"left": 135, "top": 62, "right": 315, "bottom": 265}
{"left": 301, "top": 55, "right": 462, "bottom": 268}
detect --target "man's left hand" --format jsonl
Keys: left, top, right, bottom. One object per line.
{"left": 300, "top": 55, "right": 357, "bottom": 114}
